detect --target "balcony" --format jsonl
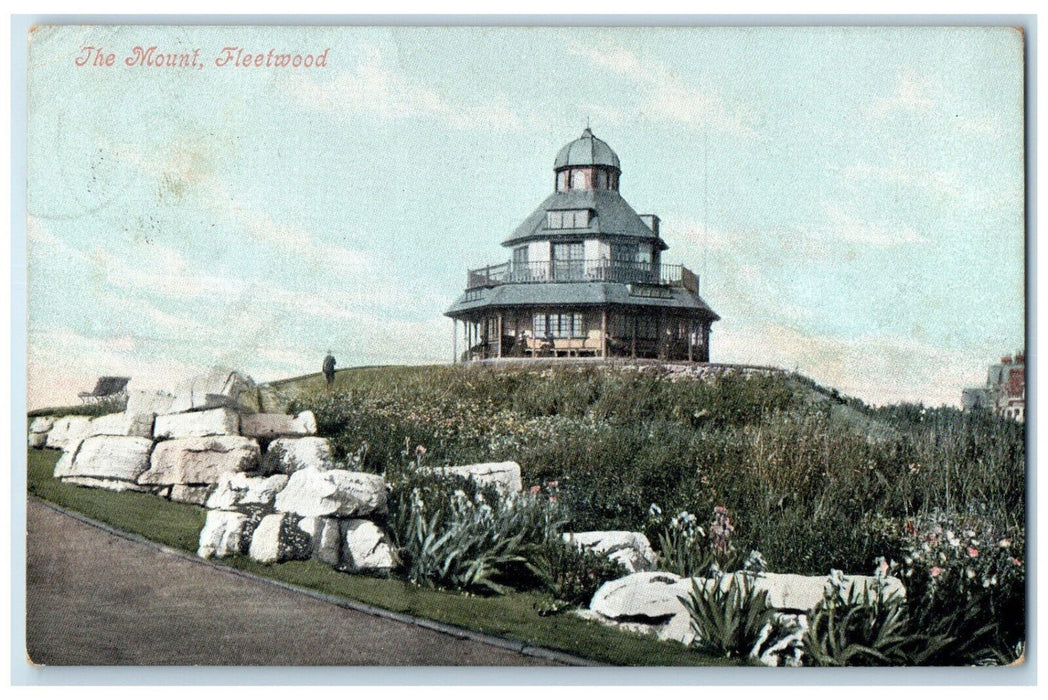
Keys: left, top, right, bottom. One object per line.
{"left": 466, "top": 259, "right": 695, "bottom": 290}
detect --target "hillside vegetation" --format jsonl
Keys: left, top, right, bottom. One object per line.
{"left": 271, "top": 364, "right": 1025, "bottom": 578}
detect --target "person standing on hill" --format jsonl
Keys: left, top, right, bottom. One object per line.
{"left": 322, "top": 352, "right": 336, "bottom": 387}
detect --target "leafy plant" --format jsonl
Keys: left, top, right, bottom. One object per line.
{"left": 529, "top": 537, "right": 629, "bottom": 610}
{"left": 679, "top": 573, "right": 773, "bottom": 659}
{"left": 802, "top": 574, "right": 923, "bottom": 666}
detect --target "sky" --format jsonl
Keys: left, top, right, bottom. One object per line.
{"left": 24, "top": 25, "right": 1025, "bottom": 409}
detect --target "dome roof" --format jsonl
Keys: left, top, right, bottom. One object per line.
{"left": 554, "top": 128, "right": 621, "bottom": 171}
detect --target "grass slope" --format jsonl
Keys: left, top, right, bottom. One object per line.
{"left": 27, "top": 448, "right": 728, "bottom": 667}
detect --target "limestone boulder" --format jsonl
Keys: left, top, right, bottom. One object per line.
{"left": 168, "top": 484, "right": 216, "bottom": 506}
{"left": 29, "top": 416, "right": 55, "bottom": 434}
{"left": 53, "top": 441, "right": 82, "bottom": 478}
{"left": 248, "top": 513, "right": 312, "bottom": 564}
{"left": 139, "top": 436, "right": 260, "bottom": 486}
{"left": 589, "top": 571, "right": 686, "bottom": 622}
{"left": 274, "top": 467, "right": 388, "bottom": 518}
{"left": 87, "top": 411, "right": 155, "bottom": 438}
{"left": 153, "top": 407, "right": 239, "bottom": 440}
{"left": 126, "top": 389, "right": 175, "bottom": 416}
{"left": 206, "top": 472, "right": 290, "bottom": 511}
{"left": 564, "top": 531, "right": 658, "bottom": 573}
{"left": 340, "top": 519, "right": 396, "bottom": 571}
{"left": 45, "top": 416, "right": 92, "bottom": 450}
{"left": 297, "top": 516, "right": 342, "bottom": 566}
{"left": 261, "top": 437, "right": 335, "bottom": 475}
{"left": 55, "top": 436, "right": 153, "bottom": 483}
{"left": 240, "top": 411, "right": 318, "bottom": 440}
{"left": 167, "top": 368, "right": 260, "bottom": 415}
{"left": 433, "top": 461, "right": 522, "bottom": 496}
{"left": 698, "top": 572, "right": 906, "bottom": 612}
{"left": 29, "top": 416, "right": 54, "bottom": 446}
{"left": 197, "top": 510, "right": 258, "bottom": 559}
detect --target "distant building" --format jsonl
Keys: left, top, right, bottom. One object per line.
{"left": 445, "top": 129, "right": 719, "bottom": 362}
{"left": 963, "top": 352, "right": 1025, "bottom": 422}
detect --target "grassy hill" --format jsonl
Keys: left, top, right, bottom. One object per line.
{"left": 263, "top": 362, "right": 1025, "bottom": 579}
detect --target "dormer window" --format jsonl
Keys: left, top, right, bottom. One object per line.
{"left": 548, "top": 209, "right": 590, "bottom": 229}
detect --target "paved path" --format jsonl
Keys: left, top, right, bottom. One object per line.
{"left": 25, "top": 500, "right": 565, "bottom": 666}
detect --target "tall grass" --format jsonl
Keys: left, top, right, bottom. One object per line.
{"left": 286, "top": 364, "right": 1025, "bottom": 578}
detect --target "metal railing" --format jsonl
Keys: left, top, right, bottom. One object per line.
{"left": 466, "top": 259, "right": 686, "bottom": 289}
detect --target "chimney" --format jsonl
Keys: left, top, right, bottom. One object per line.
{"left": 1015, "top": 352, "right": 1025, "bottom": 363}
{"left": 1002, "top": 356, "right": 1013, "bottom": 365}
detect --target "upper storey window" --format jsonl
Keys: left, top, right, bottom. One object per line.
{"left": 555, "top": 166, "right": 620, "bottom": 193}
{"left": 548, "top": 209, "right": 590, "bottom": 229}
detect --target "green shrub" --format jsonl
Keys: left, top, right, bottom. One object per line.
{"left": 802, "top": 573, "right": 924, "bottom": 666}
{"left": 528, "top": 538, "right": 630, "bottom": 611}
{"left": 679, "top": 573, "right": 773, "bottom": 660}
{"left": 385, "top": 463, "right": 567, "bottom": 594}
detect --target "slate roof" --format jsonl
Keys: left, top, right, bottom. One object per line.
{"left": 554, "top": 128, "right": 621, "bottom": 170}
{"left": 446, "top": 282, "right": 720, "bottom": 320}
{"left": 503, "top": 189, "right": 668, "bottom": 249}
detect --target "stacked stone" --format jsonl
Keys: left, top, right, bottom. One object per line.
{"left": 198, "top": 459, "right": 396, "bottom": 573}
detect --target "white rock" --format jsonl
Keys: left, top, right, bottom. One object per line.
{"left": 695, "top": 572, "right": 906, "bottom": 612}
{"left": 274, "top": 467, "right": 388, "bottom": 518}
{"left": 87, "top": 411, "right": 155, "bottom": 438}
{"left": 248, "top": 513, "right": 312, "bottom": 564}
{"left": 564, "top": 531, "right": 658, "bottom": 573}
{"left": 297, "top": 516, "right": 342, "bottom": 566}
{"left": 240, "top": 411, "right": 318, "bottom": 439}
{"left": 125, "top": 389, "right": 176, "bottom": 416}
{"left": 28, "top": 432, "right": 48, "bottom": 448}
{"left": 139, "top": 436, "right": 261, "bottom": 486}
{"left": 29, "top": 416, "right": 55, "bottom": 434}
{"left": 45, "top": 416, "right": 92, "bottom": 450}
{"left": 167, "top": 368, "right": 260, "bottom": 415}
{"left": 295, "top": 411, "right": 318, "bottom": 434}
{"left": 154, "top": 407, "right": 239, "bottom": 439}
{"left": 656, "top": 612, "right": 696, "bottom": 646}
{"left": 56, "top": 436, "right": 153, "bottom": 483}
{"left": 262, "top": 437, "right": 335, "bottom": 474}
{"left": 168, "top": 484, "right": 215, "bottom": 505}
{"left": 61, "top": 476, "right": 154, "bottom": 493}
{"left": 53, "top": 440, "right": 83, "bottom": 478}
{"left": 433, "top": 461, "right": 523, "bottom": 496}
{"left": 197, "top": 510, "right": 257, "bottom": 559}
{"left": 340, "top": 519, "right": 396, "bottom": 571}
{"left": 206, "top": 472, "right": 290, "bottom": 511}
{"left": 589, "top": 571, "right": 686, "bottom": 621}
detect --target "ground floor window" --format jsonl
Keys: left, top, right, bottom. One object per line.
{"left": 534, "top": 312, "right": 585, "bottom": 339}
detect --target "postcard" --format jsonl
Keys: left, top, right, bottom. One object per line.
{"left": 22, "top": 23, "right": 1026, "bottom": 672}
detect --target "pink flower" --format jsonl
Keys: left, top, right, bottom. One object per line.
{"left": 1011, "top": 557, "right": 1023, "bottom": 567}
{"left": 930, "top": 566, "right": 943, "bottom": 578}
{"left": 529, "top": 485, "right": 541, "bottom": 495}
{"left": 967, "top": 547, "right": 980, "bottom": 558}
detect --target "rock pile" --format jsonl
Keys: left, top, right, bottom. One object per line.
{"left": 31, "top": 368, "right": 399, "bottom": 574}
{"left": 579, "top": 569, "right": 906, "bottom": 666}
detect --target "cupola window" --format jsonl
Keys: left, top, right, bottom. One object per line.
{"left": 548, "top": 209, "right": 590, "bottom": 229}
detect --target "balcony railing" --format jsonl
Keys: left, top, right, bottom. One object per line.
{"left": 467, "top": 259, "right": 689, "bottom": 290}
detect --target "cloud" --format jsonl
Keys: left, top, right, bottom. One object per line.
{"left": 714, "top": 320, "right": 979, "bottom": 407}
{"left": 570, "top": 43, "right": 760, "bottom": 138}
{"left": 284, "top": 44, "right": 526, "bottom": 133}
{"left": 867, "top": 71, "right": 934, "bottom": 120}
{"left": 818, "top": 201, "right": 922, "bottom": 247}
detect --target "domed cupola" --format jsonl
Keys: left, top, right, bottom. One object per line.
{"left": 554, "top": 128, "right": 621, "bottom": 192}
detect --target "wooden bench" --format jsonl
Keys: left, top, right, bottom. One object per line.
{"left": 78, "top": 376, "right": 130, "bottom": 404}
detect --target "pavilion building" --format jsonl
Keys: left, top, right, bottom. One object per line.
{"left": 445, "top": 128, "right": 719, "bottom": 362}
